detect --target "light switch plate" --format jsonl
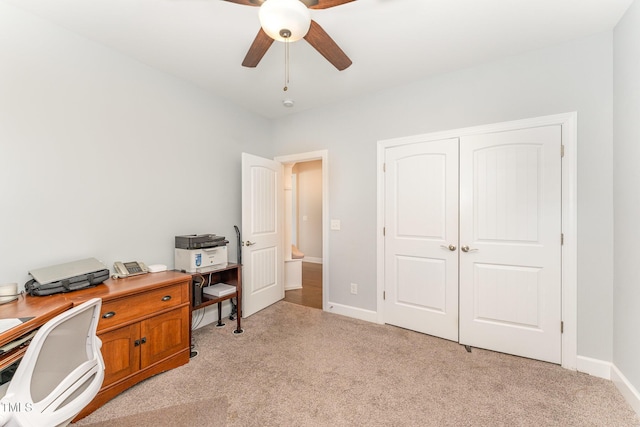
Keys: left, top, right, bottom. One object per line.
{"left": 330, "top": 219, "right": 341, "bottom": 230}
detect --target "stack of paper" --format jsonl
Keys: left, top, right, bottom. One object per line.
{"left": 203, "top": 283, "right": 236, "bottom": 298}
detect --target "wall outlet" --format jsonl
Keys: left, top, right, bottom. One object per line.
{"left": 331, "top": 219, "right": 341, "bottom": 230}
{"left": 350, "top": 283, "right": 358, "bottom": 295}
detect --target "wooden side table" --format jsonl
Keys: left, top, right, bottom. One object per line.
{"left": 187, "top": 263, "right": 243, "bottom": 335}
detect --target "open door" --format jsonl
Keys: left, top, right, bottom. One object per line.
{"left": 241, "top": 153, "right": 284, "bottom": 317}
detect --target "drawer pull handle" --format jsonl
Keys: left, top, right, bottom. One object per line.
{"left": 102, "top": 311, "right": 116, "bottom": 319}
{"left": 161, "top": 295, "right": 172, "bottom": 302}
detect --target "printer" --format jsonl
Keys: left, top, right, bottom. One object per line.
{"left": 174, "top": 234, "right": 228, "bottom": 272}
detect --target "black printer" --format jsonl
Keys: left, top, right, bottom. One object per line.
{"left": 175, "top": 234, "right": 228, "bottom": 250}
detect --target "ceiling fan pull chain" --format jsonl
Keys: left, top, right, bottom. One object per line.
{"left": 284, "top": 36, "right": 290, "bottom": 91}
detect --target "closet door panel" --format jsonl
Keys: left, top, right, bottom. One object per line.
{"left": 458, "top": 125, "right": 562, "bottom": 364}
{"left": 384, "top": 138, "right": 459, "bottom": 341}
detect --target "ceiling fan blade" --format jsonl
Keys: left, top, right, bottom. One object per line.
{"left": 222, "top": 0, "right": 355, "bottom": 8}
{"left": 222, "top": 0, "right": 260, "bottom": 6}
{"left": 309, "top": 0, "right": 356, "bottom": 10}
{"left": 242, "top": 28, "right": 275, "bottom": 67}
{"left": 304, "top": 20, "right": 352, "bottom": 71}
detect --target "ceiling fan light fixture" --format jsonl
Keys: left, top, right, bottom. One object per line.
{"left": 259, "top": 0, "right": 311, "bottom": 42}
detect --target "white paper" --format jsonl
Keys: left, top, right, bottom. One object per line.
{"left": 0, "top": 318, "right": 23, "bottom": 334}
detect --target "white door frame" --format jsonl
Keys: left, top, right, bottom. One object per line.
{"left": 376, "top": 112, "right": 577, "bottom": 370}
{"left": 275, "top": 150, "right": 329, "bottom": 310}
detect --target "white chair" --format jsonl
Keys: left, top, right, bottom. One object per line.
{"left": 0, "top": 298, "right": 105, "bottom": 427}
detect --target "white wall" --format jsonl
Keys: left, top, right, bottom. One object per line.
{"left": 0, "top": 1, "right": 272, "bottom": 286}
{"left": 273, "top": 33, "right": 615, "bottom": 362}
{"left": 613, "top": 0, "right": 640, "bottom": 399}
{"left": 1, "top": 0, "right": 629, "bottom": 385}
{"left": 293, "top": 160, "right": 322, "bottom": 260}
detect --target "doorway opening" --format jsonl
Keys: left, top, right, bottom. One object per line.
{"left": 275, "top": 151, "right": 328, "bottom": 311}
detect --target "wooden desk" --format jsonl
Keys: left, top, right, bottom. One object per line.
{"left": 0, "top": 271, "right": 192, "bottom": 421}
{"left": 0, "top": 294, "right": 72, "bottom": 373}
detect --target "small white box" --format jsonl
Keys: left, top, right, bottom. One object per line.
{"left": 174, "top": 246, "right": 228, "bottom": 273}
{"left": 203, "top": 283, "right": 236, "bottom": 298}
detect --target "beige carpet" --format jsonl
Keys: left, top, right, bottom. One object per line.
{"left": 77, "top": 397, "right": 227, "bottom": 427}
{"left": 73, "top": 301, "right": 639, "bottom": 426}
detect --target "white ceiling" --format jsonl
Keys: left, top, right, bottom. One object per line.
{"left": 6, "top": 0, "right": 633, "bottom": 119}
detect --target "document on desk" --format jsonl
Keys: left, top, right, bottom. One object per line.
{"left": 0, "top": 318, "right": 32, "bottom": 335}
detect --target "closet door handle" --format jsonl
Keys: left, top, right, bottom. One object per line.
{"left": 245, "top": 241, "right": 256, "bottom": 246}
{"left": 461, "top": 246, "right": 478, "bottom": 253}
{"left": 440, "top": 244, "right": 456, "bottom": 251}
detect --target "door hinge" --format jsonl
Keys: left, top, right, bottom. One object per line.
{"left": 561, "top": 145, "right": 565, "bottom": 158}
{"left": 561, "top": 321, "right": 564, "bottom": 333}
{"left": 561, "top": 233, "right": 564, "bottom": 245}
{"left": 383, "top": 163, "right": 386, "bottom": 172}
{"left": 383, "top": 291, "right": 386, "bottom": 300}
{"left": 383, "top": 227, "right": 386, "bottom": 236}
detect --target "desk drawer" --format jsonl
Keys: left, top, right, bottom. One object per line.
{"left": 98, "top": 284, "right": 184, "bottom": 331}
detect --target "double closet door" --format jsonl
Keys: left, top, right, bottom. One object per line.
{"left": 383, "top": 126, "right": 562, "bottom": 364}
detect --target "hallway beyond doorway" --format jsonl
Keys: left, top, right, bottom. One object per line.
{"left": 284, "top": 262, "right": 322, "bottom": 309}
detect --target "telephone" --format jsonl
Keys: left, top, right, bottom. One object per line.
{"left": 113, "top": 261, "right": 148, "bottom": 278}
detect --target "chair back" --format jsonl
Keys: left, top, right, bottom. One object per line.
{"left": 0, "top": 298, "right": 104, "bottom": 427}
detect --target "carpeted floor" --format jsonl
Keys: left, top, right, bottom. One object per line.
{"left": 77, "top": 397, "right": 227, "bottom": 427}
{"left": 74, "top": 301, "right": 640, "bottom": 426}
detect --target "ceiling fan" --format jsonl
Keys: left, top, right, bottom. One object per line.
{"left": 223, "top": 0, "right": 355, "bottom": 71}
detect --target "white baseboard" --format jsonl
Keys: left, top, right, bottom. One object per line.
{"left": 576, "top": 356, "right": 640, "bottom": 417}
{"left": 612, "top": 364, "right": 640, "bottom": 417}
{"left": 326, "top": 301, "right": 378, "bottom": 323}
{"left": 576, "top": 355, "right": 612, "bottom": 379}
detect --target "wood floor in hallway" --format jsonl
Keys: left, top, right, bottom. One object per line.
{"left": 284, "top": 262, "right": 322, "bottom": 309}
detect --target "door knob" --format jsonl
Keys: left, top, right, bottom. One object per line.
{"left": 461, "top": 245, "right": 478, "bottom": 253}
{"left": 245, "top": 240, "right": 256, "bottom": 246}
{"left": 440, "top": 244, "right": 456, "bottom": 251}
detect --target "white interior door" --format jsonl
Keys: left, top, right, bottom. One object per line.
{"left": 241, "top": 153, "right": 284, "bottom": 317}
{"left": 383, "top": 138, "right": 459, "bottom": 341}
{"left": 458, "top": 126, "right": 562, "bottom": 363}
